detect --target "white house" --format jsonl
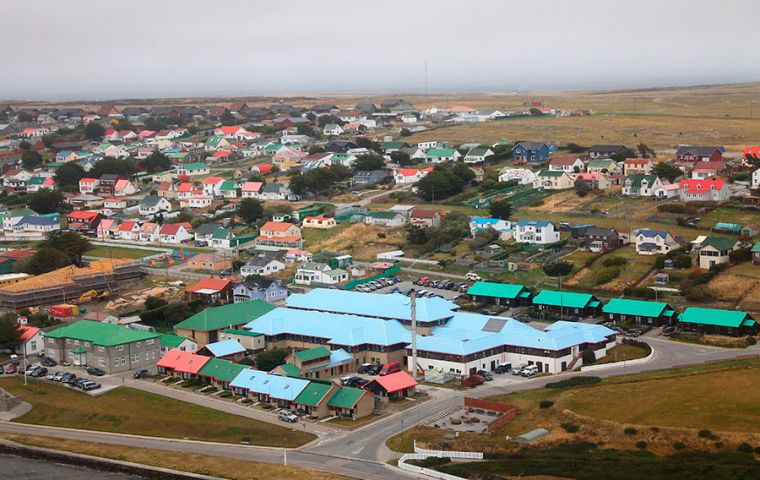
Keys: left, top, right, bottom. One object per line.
{"left": 16, "top": 325, "right": 44, "bottom": 356}
{"left": 241, "top": 256, "right": 286, "bottom": 277}
{"left": 464, "top": 148, "right": 494, "bottom": 164}
{"left": 752, "top": 168, "right": 760, "bottom": 189}
{"left": 158, "top": 223, "right": 193, "bottom": 244}
{"left": 622, "top": 174, "right": 665, "bottom": 197}
{"left": 323, "top": 124, "right": 344, "bottom": 136}
{"left": 393, "top": 167, "right": 433, "bottom": 185}
{"left": 548, "top": 156, "right": 585, "bottom": 173}
{"left": 533, "top": 170, "right": 574, "bottom": 190}
{"left": 678, "top": 179, "right": 731, "bottom": 202}
{"left": 138, "top": 195, "right": 172, "bottom": 217}
{"left": 469, "top": 217, "right": 513, "bottom": 240}
{"left": 633, "top": 229, "right": 679, "bottom": 255}
{"left": 498, "top": 168, "right": 537, "bottom": 185}
{"left": 514, "top": 220, "right": 560, "bottom": 245}
{"left": 294, "top": 262, "right": 348, "bottom": 286}
{"left": 201, "top": 177, "right": 225, "bottom": 196}
{"left": 425, "top": 148, "right": 461, "bottom": 164}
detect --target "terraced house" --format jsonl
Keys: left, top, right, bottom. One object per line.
{"left": 532, "top": 290, "right": 603, "bottom": 319}
{"left": 467, "top": 281, "right": 532, "bottom": 307}
{"left": 602, "top": 298, "right": 677, "bottom": 327}
{"left": 44, "top": 320, "right": 160, "bottom": 374}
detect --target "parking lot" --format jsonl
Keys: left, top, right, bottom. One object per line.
{"left": 2, "top": 360, "right": 129, "bottom": 396}
{"left": 371, "top": 280, "right": 465, "bottom": 300}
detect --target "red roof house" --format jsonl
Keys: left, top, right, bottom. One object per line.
{"left": 157, "top": 348, "right": 210, "bottom": 376}
{"left": 365, "top": 371, "right": 418, "bottom": 400}
{"left": 185, "top": 277, "right": 233, "bottom": 304}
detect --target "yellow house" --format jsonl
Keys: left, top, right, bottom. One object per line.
{"left": 302, "top": 216, "right": 337, "bottom": 229}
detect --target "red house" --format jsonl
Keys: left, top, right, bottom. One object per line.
{"left": 185, "top": 277, "right": 233, "bottom": 304}
{"left": 66, "top": 211, "right": 103, "bottom": 235}
{"left": 676, "top": 146, "right": 722, "bottom": 163}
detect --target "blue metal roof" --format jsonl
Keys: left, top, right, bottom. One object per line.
{"left": 244, "top": 307, "right": 412, "bottom": 347}
{"left": 230, "top": 369, "right": 309, "bottom": 401}
{"left": 286, "top": 288, "right": 458, "bottom": 323}
{"left": 635, "top": 229, "right": 669, "bottom": 239}
{"left": 204, "top": 338, "right": 245, "bottom": 357}
{"left": 414, "top": 312, "right": 615, "bottom": 355}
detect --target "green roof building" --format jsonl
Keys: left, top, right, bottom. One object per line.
{"left": 197, "top": 358, "right": 248, "bottom": 388}
{"left": 44, "top": 320, "right": 161, "bottom": 374}
{"left": 532, "top": 290, "right": 602, "bottom": 318}
{"left": 175, "top": 301, "right": 276, "bottom": 346}
{"left": 467, "top": 281, "right": 531, "bottom": 307}
{"left": 678, "top": 307, "right": 757, "bottom": 337}
{"left": 293, "top": 381, "right": 335, "bottom": 418}
{"left": 602, "top": 298, "right": 676, "bottom": 326}
{"left": 327, "top": 386, "right": 374, "bottom": 420}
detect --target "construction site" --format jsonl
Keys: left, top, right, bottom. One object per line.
{"left": 0, "top": 259, "right": 143, "bottom": 310}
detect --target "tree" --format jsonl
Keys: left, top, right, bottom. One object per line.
{"left": 308, "top": 144, "right": 325, "bottom": 155}
{"left": 84, "top": 122, "right": 106, "bottom": 139}
{"left": 19, "top": 247, "right": 70, "bottom": 275}
{"left": 144, "top": 296, "right": 168, "bottom": 310}
{"left": 0, "top": 312, "right": 22, "bottom": 350}
{"left": 575, "top": 178, "right": 592, "bottom": 197}
{"left": 27, "top": 190, "right": 64, "bottom": 214}
{"left": 92, "top": 157, "right": 138, "bottom": 177}
{"left": 399, "top": 128, "right": 412, "bottom": 137}
{"left": 39, "top": 231, "right": 91, "bottom": 267}
{"left": 355, "top": 137, "right": 380, "bottom": 151}
{"left": 144, "top": 151, "right": 172, "bottom": 173}
{"left": 239, "top": 198, "right": 264, "bottom": 223}
{"left": 405, "top": 225, "right": 431, "bottom": 245}
{"left": 469, "top": 228, "right": 499, "bottom": 251}
{"left": 610, "top": 148, "right": 636, "bottom": 163}
{"left": 21, "top": 150, "right": 43, "bottom": 169}
{"left": 416, "top": 164, "right": 473, "bottom": 201}
{"left": 390, "top": 150, "right": 412, "bottom": 166}
{"left": 529, "top": 107, "right": 543, "bottom": 116}
{"left": 54, "top": 162, "right": 86, "bottom": 188}
{"left": 317, "top": 115, "right": 345, "bottom": 128}
{"left": 353, "top": 153, "right": 385, "bottom": 171}
{"left": 164, "top": 302, "right": 192, "bottom": 324}
{"left": 565, "top": 143, "right": 587, "bottom": 154}
{"left": 488, "top": 199, "right": 512, "bottom": 220}
{"left": 543, "top": 261, "right": 574, "bottom": 277}
{"left": 255, "top": 347, "right": 290, "bottom": 371}
{"left": 637, "top": 143, "right": 655, "bottom": 158}
{"left": 652, "top": 162, "right": 683, "bottom": 182}
{"left": 289, "top": 166, "right": 352, "bottom": 196}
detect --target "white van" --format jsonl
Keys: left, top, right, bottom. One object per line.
{"left": 466, "top": 272, "right": 482, "bottom": 282}
{"left": 520, "top": 365, "right": 539, "bottom": 377}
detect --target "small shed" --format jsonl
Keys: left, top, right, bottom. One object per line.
{"left": 516, "top": 428, "right": 549, "bottom": 444}
{"left": 714, "top": 222, "right": 742, "bottom": 234}
{"left": 654, "top": 273, "right": 669, "bottom": 285}
{"left": 741, "top": 224, "right": 759, "bottom": 238}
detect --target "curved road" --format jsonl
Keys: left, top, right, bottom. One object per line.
{"left": 2, "top": 334, "right": 758, "bottom": 479}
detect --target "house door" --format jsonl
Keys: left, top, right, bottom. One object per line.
{"left": 469, "top": 367, "right": 477, "bottom": 376}
{"left": 490, "top": 360, "right": 496, "bottom": 371}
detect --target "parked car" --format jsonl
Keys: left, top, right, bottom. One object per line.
{"left": 511, "top": 364, "right": 528, "bottom": 376}
{"left": 41, "top": 357, "right": 57, "bottom": 367}
{"left": 81, "top": 380, "right": 102, "bottom": 391}
{"left": 520, "top": 365, "right": 539, "bottom": 377}
{"left": 357, "top": 363, "right": 375, "bottom": 374}
{"left": 278, "top": 409, "right": 299, "bottom": 423}
{"left": 379, "top": 361, "right": 401, "bottom": 376}
{"left": 348, "top": 377, "right": 369, "bottom": 388}
{"left": 47, "top": 371, "right": 62, "bottom": 381}
{"left": 86, "top": 366, "right": 106, "bottom": 377}
{"left": 29, "top": 367, "right": 48, "bottom": 377}
{"left": 477, "top": 370, "right": 494, "bottom": 381}
{"left": 466, "top": 272, "right": 482, "bottom": 282}
{"left": 61, "top": 372, "right": 78, "bottom": 384}
{"left": 4, "top": 364, "right": 17, "bottom": 374}
{"left": 133, "top": 368, "right": 149, "bottom": 379}
{"left": 494, "top": 363, "right": 511, "bottom": 374}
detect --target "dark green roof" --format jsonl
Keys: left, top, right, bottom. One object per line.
{"left": 158, "top": 333, "right": 190, "bottom": 348}
{"left": 532, "top": 290, "right": 596, "bottom": 309}
{"left": 602, "top": 298, "right": 668, "bottom": 318}
{"left": 679, "top": 307, "right": 754, "bottom": 328}
{"left": 467, "top": 281, "right": 526, "bottom": 300}
{"left": 197, "top": 358, "right": 247, "bottom": 382}
{"left": 538, "top": 169, "right": 566, "bottom": 177}
{"left": 278, "top": 362, "right": 302, "bottom": 377}
{"left": 45, "top": 320, "right": 158, "bottom": 347}
{"left": 625, "top": 174, "right": 658, "bottom": 189}
{"left": 327, "top": 386, "right": 367, "bottom": 409}
{"left": 175, "top": 301, "right": 276, "bottom": 332}
{"left": 700, "top": 236, "right": 738, "bottom": 252}
{"left": 294, "top": 346, "right": 331, "bottom": 362}
{"left": 752, "top": 242, "right": 760, "bottom": 253}
{"left": 221, "top": 329, "right": 262, "bottom": 338}
{"left": 294, "top": 382, "right": 333, "bottom": 406}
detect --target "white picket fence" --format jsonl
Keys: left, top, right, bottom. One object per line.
{"left": 397, "top": 442, "right": 483, "bottom": 480}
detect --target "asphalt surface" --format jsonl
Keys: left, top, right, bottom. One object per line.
{"left": 0, "top": 453, "right": 143, "bottom": 479}
{"left": 2, "top": 331, "right": 759, "bottom": 479}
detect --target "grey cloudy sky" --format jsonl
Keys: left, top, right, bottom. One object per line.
{"left": 3, "top": 0, "right": 760, "bottom": 100}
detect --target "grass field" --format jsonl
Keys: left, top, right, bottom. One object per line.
{"left": 698, "top": 206, "right": 760, "bottom": 230}
{"left": 565, "top": 246, "right": 656, "bottom": 292}
{"left": 0, "top": 377, "right": 314, "bottom": 447}
{"left": 591, "top": 343, "right": 650, "bottom": 365}
{"left": 85, "top": 246, "right": 160, "bottom": 259}
{"left": 388, "top": 357, "right": 760, "bottom": 457}
{"left": 1, "top": 434, "right": 349, "bottom": 480}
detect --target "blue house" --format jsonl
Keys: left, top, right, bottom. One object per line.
{"left": 512, "top": 142, "right": 551, "bottom": 164}
{"left": 233, "top": 277, "right": 288, "bottom": 304}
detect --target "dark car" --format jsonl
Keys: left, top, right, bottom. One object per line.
{"left": 367, "top": 364, "right": 382, "bottom": 375}
{"left": 494, "top": 364, "right": 511, "bottom": 374}
{"left": 477, "top": 370, "right": 494, "bottom": 381}
{"left": 30, "top": 367, "right": 48, "bottom": 378}
{"left": 133, "top": 369, "right": 149, "bottom": 379}
{"left": 348, "top": 377, "right": 369, "bottom": 388}
{"left": 61, "top": 372, "right": 77, "bottom": 384}
{"left": 73, "top": 378, "right": 89, "bottom": 389}
{"left": 86, "top": 366, "right": 106, "bottom": 377}
{"left": 41, "top": 357, "right": 57, "bottom": 367}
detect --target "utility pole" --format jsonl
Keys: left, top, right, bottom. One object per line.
{"left": 410, "top": 289, "right": 418, "bottom": 378}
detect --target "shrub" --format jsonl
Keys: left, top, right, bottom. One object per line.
{"left": 714, "top": 441, "right": 724, "bottom": 449}
{"left": 673, "top": 441, "right": 686, "bottom": 450}
{"left": 561, "top": 423, "right": 580, "bottom": 433}
{"left": 545, "top": 376, "right": 602, "bottom": 389}
{"left": 698, "top": 429, "right": 712, "bottom": 438}
{"left": 747, "top": 337, "right": 758, "bottom": 346}
{"left": 580, "top": 348, "right": 597, "bottom": 366}
{"left": 650, "top": 426, "right": 660, "bottom": 433}
{"left": 635, "top": 441, "right": 648, "bottom": 450}
{"left": 539, "top": 400, "right": 554, "bottom": 409}
{"left": 737, "top": 443, "right": 754, "bottom": 454}
{"left": 602, "top": 256, "right": 628, "bottom": 267}
{"left": 754, "top": 446, "right": 760, "bottom": 454}
{"left": 593, "top": 266, "right": 620, "bottom": 285}
{"left": 624, "top": 427, "right": 638, "bottom": 436}
{"left": 219, "top": 391, "right": 233, "bottom": 398}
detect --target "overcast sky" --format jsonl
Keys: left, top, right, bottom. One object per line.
{"left": 3, "top": 0, "right": 760, "bottom": 100}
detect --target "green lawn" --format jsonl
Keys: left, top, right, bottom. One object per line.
{"left": 568, "top": 246, "right": 656, "bottom": 291}
{"left": 86, "top": 246, "right": 160, "bottom": 259}
{"left": 592, "top": 343, "right": 650, "bottom": 365}
{"left": 698, "top": 206, "right": 760, "bottom": 231}
{"left": 302, "top": 222, "right": 351, "bottom": 247}
{"left": 0, "top": 377, "right": 314, "bottom": 447}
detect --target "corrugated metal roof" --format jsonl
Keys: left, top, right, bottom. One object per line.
{"left": 230, "top": 369, "right": 309, "bottom": 401}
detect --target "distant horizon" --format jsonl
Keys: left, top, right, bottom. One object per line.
{"left": 3, "top": 79, "right": 760, "bottom": 105}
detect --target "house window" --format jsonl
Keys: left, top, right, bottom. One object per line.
{"left": 30, "top": 341, "right": 37, "bottom": 351}
{"left": 98, "top": 357, "right": 105, "bottom": 367}
{"left": 131, "top": 353, "right": 139, "bottom": 363}
{"left": 98, "top": 346, "right": 105, "bottom": 352}
{"left": 48, "top": 338, "right": 55, "bottom": 344}
{"left": 115, "top": 345, "right": 124, "bottom": 351}
{"left": 146, "top": 339, "right": 154, "bottom": 346}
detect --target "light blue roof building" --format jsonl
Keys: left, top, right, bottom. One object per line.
{"left": 286, "top": 289, "right": 458, "bottom": 325}
{"left": 202, "top": 338, "right": 246, "bottom": 358}
{"left": 230, "top": 368, "right": 310, "bottom": 401}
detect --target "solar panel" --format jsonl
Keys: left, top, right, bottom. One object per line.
{"left": 482, "top": 317, "right": 507, "bottom": 333}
